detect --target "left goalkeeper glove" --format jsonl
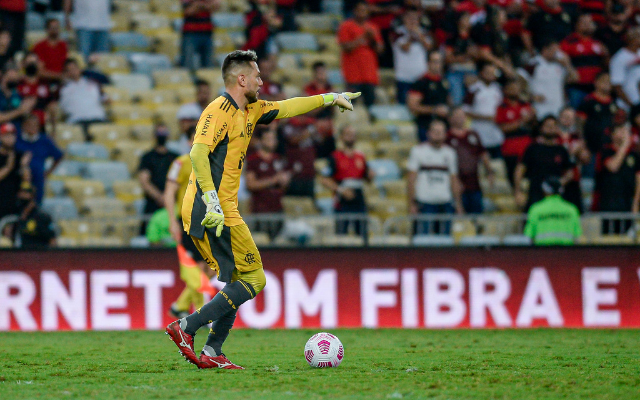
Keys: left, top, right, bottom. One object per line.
{"left": 201, "top": 190, "right": 224, "bottom": 237}
{"left": 322, "top": 92, "right": 361, "bottom": 112}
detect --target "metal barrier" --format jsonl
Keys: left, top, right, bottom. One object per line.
{"left": 1, "top": 212, "right": 638, "bottom": 248}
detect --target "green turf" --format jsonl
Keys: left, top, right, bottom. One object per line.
{"left": 0, "top": 329, "right": 639, "bottom": 399}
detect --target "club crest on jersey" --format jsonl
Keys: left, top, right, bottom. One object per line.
{"left": 244, "top": 252, "right": 256, "bottom": 264}
{"left": 246, "top": 122, "right": 254, "bottom": 138}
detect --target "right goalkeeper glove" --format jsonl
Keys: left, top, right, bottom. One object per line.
{"left": 322, "top": 92, "right": 361, "bottom": 112}
{"left": 201, "top": 190, "right": 224, "bottom": 237}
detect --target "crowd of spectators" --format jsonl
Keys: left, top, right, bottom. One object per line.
{"left": 1, "top": 0, "right": 640, "bottom": 247}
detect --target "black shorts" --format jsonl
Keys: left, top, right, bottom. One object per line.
{"left": 180, "top": 219, "right": 204, "bottom": 262}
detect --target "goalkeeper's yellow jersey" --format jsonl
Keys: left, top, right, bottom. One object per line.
{"left": 181, "top": 92, "right": 282, "bottom": 239}
{"left": 166, "top": 153, "right": 191, "bottom": 218}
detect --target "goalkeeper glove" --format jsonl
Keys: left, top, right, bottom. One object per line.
{"left": 322, "top": 92, "right": 361, "bottom": 112}
{"left": 201, "top": 190, "right": 224, "bottom": 237}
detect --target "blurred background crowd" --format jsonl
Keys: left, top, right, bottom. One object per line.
{"left": 0, "top": 0, "right": 639, "bottom": 248}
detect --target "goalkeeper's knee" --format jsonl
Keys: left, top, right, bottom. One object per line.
{"left": 236, "top": 268, "right": 266, "bottom": 296}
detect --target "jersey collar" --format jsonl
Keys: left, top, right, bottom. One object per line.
{"left": 222, "top": 92, "right": 239, "bottom": 110}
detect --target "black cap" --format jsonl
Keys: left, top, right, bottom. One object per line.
{"left": 542, "top": 176, "right": 563, "bottom": 195}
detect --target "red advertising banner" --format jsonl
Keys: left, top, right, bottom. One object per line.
{"left": 1, "top": 248, "right": 640, "bottom": 331}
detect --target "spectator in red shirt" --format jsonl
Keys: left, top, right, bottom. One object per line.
{"left": 320, "top": 125, "right": 374, "bottom": 235}
{"left": 32, "top": 19, "right": 68, "bottom": 81}
{"left": 557, "top": 106, "right": 590, "bottom": 212}
{"left": 18, "top": 53, "right": 57, "bottom": 127}
{"left": 281, "top": 117, "right": 316, "bottom": 198}
{"left": 257, "top": 57, "right": 285, "bottom": 101}
{"left": 243, "top": 1, "right": 282, "bottom": 59}
{"left": 246, "top": 125, "right": 291, "bottom": 238}
{"left": 447, "top": 107, "right": 494, "bottom": 213}
{"left": 304, "top": 61, "right": 336, "bottom": 159}
{"left": 180, "top": 0, "right": 221, "bottom": 70}
{"left": 560, "top": 13, "right": 608, "bottom": 108}
{"left": 496, "top": 79, "right": 535, "bottom": 186}
{"left": 337, "top": 1, "right": 384, "bottom": 108}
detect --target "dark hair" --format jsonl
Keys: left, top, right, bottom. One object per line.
{"left": 539, "top": 36, "right": 558, "bottom": 50}
{"left": 594, "top": 70, "right": 609, "bottom": 81}
{"left": 312, "top": 61, "right": 326, "bottom": 71}
{"left": 476, "top": 61, "right": 493, "bottom": 73}
{"left": 194, "top": 79, "right": 210, "bottom": 87}
{"left": 0, "top": 29, "right": 10, "bottom": 36}
{"left": 539, "top": 114, "right": 557, "bottom": 126}
{"left": 64, "top": 58, "right": 78, "bottom": 68}
{"left": 221, "top": 50, "right": 258, "bottom": 85}
{"left": 429, "top": 118, "right": 448, "bottom": 131}
{"left": 186, "top": 125, "right": 197, "bottom": 140}
{"left": 45, "top": 18, "right": 59, "bottom": 29}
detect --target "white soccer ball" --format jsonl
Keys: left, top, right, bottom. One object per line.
{"left": 304, "top": 332, "right": 344, "bottom": 368}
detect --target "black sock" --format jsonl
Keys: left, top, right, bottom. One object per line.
{"left": 202, "top": 309, "right": 237, "bottom": 356}
{"left": 183, "top": 280, "right": 255, "bottom": 336}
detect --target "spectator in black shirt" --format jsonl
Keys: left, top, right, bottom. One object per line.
{"left": 577, "top": 72, "right": 618, "bottom": 155}
{"left": 407, "top": 51, "right": 451, "bottom": 142}
{"left": 594, "top": 5, "right": 627, "bottom": 56}
{"left": 0, "top": 122, "right": 31, "bottom": 220}
{"left": 524, "top": 0, "right": 573, "bottom": 52}
{"left": 138, "top": 124, "right": 178, "bottom": 218}
{"left": 473, "top": 7, "right": 514, "bottom": 74}
{"left": 14, "top": 185, "right": 56, "bottom": 248}
{"left": 514, "top": 115, "right": 574, "bottom": 210}
{"left": 444, "top": 12, "right": 475, "bottom": 105}
{"left": 595, "top": 123, "right": 640, "bottom": 226}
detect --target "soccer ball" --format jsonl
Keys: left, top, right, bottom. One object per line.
{"left": 304, "top": 332, "right": 344, "bottom": 368}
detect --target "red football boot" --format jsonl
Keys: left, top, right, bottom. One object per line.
{"left": 165, "top": 320, "right": 199, "bottom": 366}
{"left": 198, "top": 353, "right": 244, "bottom": 370}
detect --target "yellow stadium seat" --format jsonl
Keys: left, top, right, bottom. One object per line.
{"left": 82, "top": 236, "right": 126, "bottom": 247}
{"left": 354, "top": 141, "right": 376, "bottom": 160}
{"left": 369, "top": 235, "right": 410, "bottom": 246}
{"left": 153, "top": 69, "right": 192, "bottom": 89}
{"left": 282, "top": 196, "right": 318, "bottom": 217}
{"left": 335, "top": 105, "right": 370, "bottom": 130}
{"left": 151, "top": 0, "right": 182, "bottom": 18}
{"left": 64, "top": 179, "right": 106, "bottom": 204}
{"left": 111, "top": 13, "right": 132, "bottom": 32}
{"left": 132, "top": 13, "right": 172, "bottom": 35}
{"left": 130, "top": 124, "right": 155, "bottom": 142}
{"left": 396, "top": 125, "right": 418, "bottom": 143}
{"left": 112, "top": 140, "right": 153, "bottom": 173}
{"left": 300, "top": 53, "right": 340, "bottom": 69}
{"left": 195, "top": 68, "right": 224, "bottom": 90}
{"left": 214, "top": 31, "right": 236, "bottom": 53}
{"left": 280, "top": 68, "right": 312, "bottom": 89}
{"left": 492, "top": 195, "right": 519, "bottom": 213}
{"left": 316, "top": 34, "right": 340, "bottom": 54}
{"left": 57, "top": 220, "right": 101, "bottom": 239}
{"left": 55, "top": 124, "right": 84, "bottom": 149}
{"left": 55, "top": 237, "right": 80, "bottom": 247}
{"left": 321, "top": 235, "right": 364, "bottom": 247}
{"left": 152, "top": 32, "right": 180, "bottom": 63}
{"left": 359, "top": 124, "right": 392, "bottom": 142}
{"left": 137, "top": 89, "right": 179, "bottom": 110}
{"left": 94, "top": 54, "right": 130, "bottom": 74}
{"left": 89, "top": 124, "right": 131, "bottom": 149}
{"left": 112, "top": 180, "right": 144, "bottom": 203}
{"left": 82, "top": 198, "right": 127, "bottom": 218}
{"left": 380, "top": 180, "right": 407, "bottom": 200}
{"left": 592, "top": 235, "right": 634, "bottom": 245}
{"left": 379, "top": 68, "right": 395, "bottom": 88}
{"left": 176, "top": 86, "right": 197, "bottom": 104}
{"left": 110, "top": 105, "right": 155, "bottom": 126}
{"left": 114, "top": 0, "right": 151, "bottom": 14}
{"left": 103, "top": 86, "right": 134, "bottom": 104}
{"left": 26, "top": 31, "right": 46, "bottom": 49}
{"left": 376, "top": 141, "right": 413, "bottom": 163}
{"left": 452, "top": 219, "right": 477, "bottom": 243}
{"left": 367, "top": 197, "right": 406, "bottom": 220}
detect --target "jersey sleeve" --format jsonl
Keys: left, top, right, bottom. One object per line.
{"left": 256, "top": 100, "right": 281, "bottom": 125}
{"left": 193, "top": 109, "right": 229, "bottom": 148}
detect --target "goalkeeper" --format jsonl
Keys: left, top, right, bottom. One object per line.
{"left": 166, "top": 49, "right": 360, "bottom": 370}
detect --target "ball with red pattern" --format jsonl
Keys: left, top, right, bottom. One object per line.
{"left": 304, "top": 332, "right": 344, "bottom": 368}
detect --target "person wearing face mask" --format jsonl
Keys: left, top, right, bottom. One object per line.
{"left": 18, "top": 53, "right": 56, "bottom": 127}
{"left": 0, "top": 65, "right": 37, "bottom": 125}
{"left": 514, "top": 115, "right": 574, "bottom": 211}
{"left": 137, "top": 124, "right": 179, "bottom": 221}
{"left": 32, "top": 19, "right": 68, "bottom": 81}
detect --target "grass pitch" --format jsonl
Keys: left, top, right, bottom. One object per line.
{"left": 1, "top": 329, "right": 638, "bottom": 399}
